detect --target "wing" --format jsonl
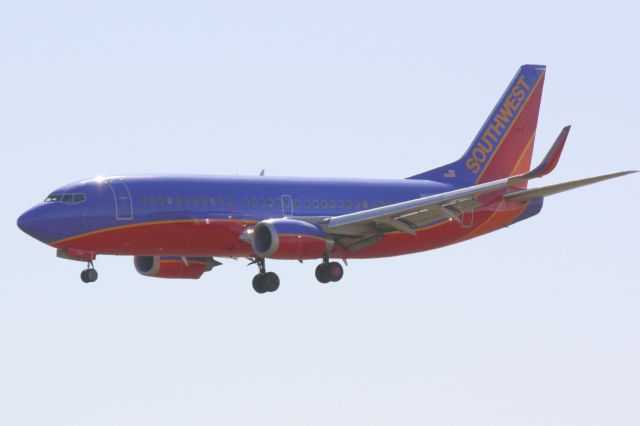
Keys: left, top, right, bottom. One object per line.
{"left": 317, "top": 127, "right": 569, "bottom": 247}
{"left": 314, "top": 126, "right": 634, "bottom": 252}
{"left": 504, "top": 171, "right": 636, "bottom": 202}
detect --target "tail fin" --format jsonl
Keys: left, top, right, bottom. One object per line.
{"left": 408, "top": 64, "right": 546, "bottom": 186}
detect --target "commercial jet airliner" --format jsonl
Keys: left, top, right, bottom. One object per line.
{"left": 17, "top": 65, "right": 635, "bottom": 293}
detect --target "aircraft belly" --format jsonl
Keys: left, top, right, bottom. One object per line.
{"left": 52, "top": 219, "right": 257, "bottom": 257}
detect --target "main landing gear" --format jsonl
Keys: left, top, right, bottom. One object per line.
{"left": 251, "top": 258, "right": 280, "bottom": 294}
{"left": 250, "top": 257, "right": 344, "bottom": 293}
{"left": 80, "top": 261, "right": 99, "bottom": 283}
{"left": 315, "top": 257, "right": 344, "bottom": 284}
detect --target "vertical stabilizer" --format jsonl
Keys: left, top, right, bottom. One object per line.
{"left": 408, "top": 65, "right": 546, "bottom": 187}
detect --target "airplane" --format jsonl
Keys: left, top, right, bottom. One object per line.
{"left": 17, "top": 65, "right": 636, "bottom": 293}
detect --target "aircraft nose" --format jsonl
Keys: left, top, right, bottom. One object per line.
{"left": 17, "top": 206, "right": 50, "bottom": 242}
{"left": 18, "top": 208, "right": 37, "bottom": 234}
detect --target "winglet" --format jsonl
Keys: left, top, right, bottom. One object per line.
{"left": 509, "top": 126, "right": 570, "bottom": 186}
{"left": 527, "top": 126, "right": 570, "bottom": 178}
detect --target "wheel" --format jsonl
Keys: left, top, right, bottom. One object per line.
{"left": 327, "top": 262, "right": 344, "bottom": 282}
{"left": 252, "top": 274, "right": 268, "bottom": 294}
{"left": 86, "top": 268, "right": 98, "bottom": 283}
{"left": 315, "top": 264, "right": 330, "bottom": 284}
{"left": 80, "top": 270, "right": 90, "bottom": 283}
{"left": 264, "top": 272, "right": 280, "bottom": 292}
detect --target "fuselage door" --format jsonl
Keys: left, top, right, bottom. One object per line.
{"left": 281, "top": 195, "right": 293, "bottom": 217}
{"left": 461, "top": 209, "right": 474, "bottom": 228}
{"left": 108, "top": 179, "right": 134, "bottom": 220}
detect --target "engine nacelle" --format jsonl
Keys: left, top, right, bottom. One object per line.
{"left": 251, "top": 219, "right": 333, "bottom": 259}
{"left": 134, "top": 256, "right": 217, "bottom": 279}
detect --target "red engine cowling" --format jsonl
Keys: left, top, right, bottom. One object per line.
{"left": 251, "top": 219, "right": 334, "bottom": 259}
{"left": 134, "top": 256, "right": 218, "bottom": 279}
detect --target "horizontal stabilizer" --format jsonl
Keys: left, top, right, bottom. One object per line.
{"left": 504, "top": 171, "right": 637, "bottom": 202}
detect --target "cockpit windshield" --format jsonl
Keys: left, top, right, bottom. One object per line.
{"left": 44, "top": 193, "right": 86, "bottom": 204}
{"left": 45, "top": 194, "right": 64, "bottom": 202}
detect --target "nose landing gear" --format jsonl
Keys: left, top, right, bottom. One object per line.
{"left": 80, "top": 261, "right": 99, "bottom": 283}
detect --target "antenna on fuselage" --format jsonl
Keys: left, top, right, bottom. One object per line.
{"left": 259, "top": 169, "right": 265, "bottom": 176}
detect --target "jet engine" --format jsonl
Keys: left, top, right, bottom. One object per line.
{"left": 134, "top": 256, "right": 219, "bottom": 279}
{"left": 251, "top": 218, "right": 334, "bottom": 259}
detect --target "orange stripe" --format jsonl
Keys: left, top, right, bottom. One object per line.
{"left": 279, "top": 233, "right": 327, "bottom": 242}
{"left": 475, "top": 73, "right": 544, "bottom": 183}
{"left": 160, "top": 260, "right": 210, "bottom": 266}
{"left": 452, "top": 135, "right": 535, "bottom": 243}
{"left": 510, "top": 133, "right": 536, "bottom": 176}
{"left": 52, "top": 218, "right": 257, "bottom": 246}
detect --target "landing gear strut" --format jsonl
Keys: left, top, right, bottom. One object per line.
{"left": 315, "top": 256, "right": 344, "bottom": 284}
{"left": 80, "top": 261, "right": 99, "bottom": 283}
{"left": 251, "top": 258, "right": 280, "bottom": 294}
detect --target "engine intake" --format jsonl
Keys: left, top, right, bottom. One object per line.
{"left": 252, "top": 219, "right": 333, "bottom": 259}
{"left": 134, "top": 256, "right": 218, "bottom": 279}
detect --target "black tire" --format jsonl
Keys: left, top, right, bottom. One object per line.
{"left": 264, "top": 272, "right": 280, "bottom": 292}
{"left": 327, "top": 262, "right": 344, "bottom": 282}
{"left": 80, "top": 270, "right": 90, "bottom": 283}
{"left": 315, "top": 264, "right": 330, "bottom": 284}
{"left": 86, "top": 269, "right": 99, "bottom": 283}
{"left": 252, "top": 274, "right": 268, "bottom": 294}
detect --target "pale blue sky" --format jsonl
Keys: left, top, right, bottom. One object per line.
{"left": 2, "top": 1, "right": 639, "bottom": 425}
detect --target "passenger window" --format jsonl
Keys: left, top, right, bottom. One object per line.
{"left": 313, "top": 200, "right": 319, "bottom": 208}
{"left": 338, "top": 200, "right": 344, "bottom": 208}
{"left": 251, "top": 199, "right": 257, "bottom": 207}
{"left": 330, "top": 200, "right": 336, "bottom": 208}
{"left": 259, "top": 199, "right": 265, "bottom": 207}
{"left": 346, "top": 201, "right": 352, "bottom": 209}
{"left": 149, "top": 196, "right": 156, "bottom": 206}
{"left": 354, "top": 201, "right": 360, "bottom": 209}
{"left": 304, "top": 200, "right": 310, "bottom": 208}
{"left": 210, "top": 197, "right": 217, "bottom": 206}
{"left": 294, "top": 199, "right": 301, "bottom": 208}
{"left": 218, "top": 198, "right": 225, "bottom": 207}
{"left": 140, "top": 196, "right": 147, "bottom": 205}
{"left": 362, "top": 201, "right": 368, "bottom": 209}
{"left": 274, "top": 198, "right": 281, "bottom": 207}
{"left": 192, "top": 197, "right": 199, "bottom": 206}
{"left": 267, "top": 199, "right": 273, "bottom": 207}
{"left": 183, "top": 197, "right": 190, "bottom": 206}
{"left": 201, "top": 196, "right": 208, "bottom": 206}
{"left": 158, "top": 196, "right": 165, "bottom": 206}
{"left": 243, "top": 199, "right": 249, "bottom": 207}
{"left": 167, "top": 197, "right": 173, "bottom": 205}
{"left": 175, "top": 197, "right": 182, "bottom": 206}
{"left": 322, "top": 200, "right": 327, "bottom": 208}
{"left": 226, "top": 198, "right": 232, "bottom": 207}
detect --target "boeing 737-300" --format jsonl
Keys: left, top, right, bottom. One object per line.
{"left": 17, "top": 65, "right": 636, "bottom": 293}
